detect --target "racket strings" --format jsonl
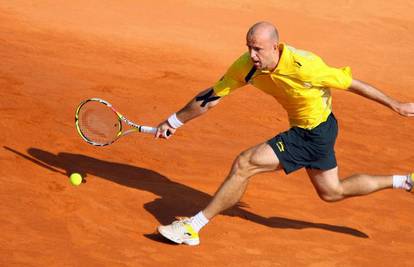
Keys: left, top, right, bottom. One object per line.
{"left": 77, "top": 101, "right": 121, "bottom": 145}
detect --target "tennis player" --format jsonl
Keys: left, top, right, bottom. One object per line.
{"left": 155, "top": 21, "right": 414, "bottom": 246}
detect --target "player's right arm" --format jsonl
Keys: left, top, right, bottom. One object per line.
{"left": 155, "top": 88, "right": 221, "bottom": 138}
{"left": 177, "top": 87, "right": 222, "bottom": 122}
{"left": 156, "top": 52, "right": 251, "bottom": 139}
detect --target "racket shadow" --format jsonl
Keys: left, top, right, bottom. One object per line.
{"left": 4, "top": 146, "right": 368, "bottom": 239}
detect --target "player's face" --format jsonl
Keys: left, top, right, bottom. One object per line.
{"left": 246, "top": 35, "right": 279, "bottom": 71}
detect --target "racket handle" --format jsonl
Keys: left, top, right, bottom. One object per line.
{"left": 139, "top": 126, "right": 157, "bottom": 134}
{"left": 139, "top": 126, "right": 171, "bottom": 137}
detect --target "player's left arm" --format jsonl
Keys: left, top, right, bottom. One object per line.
{"left": 348, "top": 79, "right": 414, "bottom": 117}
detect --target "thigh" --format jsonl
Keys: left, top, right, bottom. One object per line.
{"left": 240, "top": 142, "right": 283, "bottom": 174}
{"left": 306, "top": 167, "right": 341, "bottom": 196}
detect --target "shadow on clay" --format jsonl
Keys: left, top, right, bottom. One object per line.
{"left": 4, "top": 146, "right": 369, "bottom": 242}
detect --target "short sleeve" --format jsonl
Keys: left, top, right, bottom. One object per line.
{"left": 309, "top": 57, "right": 353, "bottom": 90}
{"left": 213, "top": 53, "right": 251, "bottom": 97}
{"left": 319, "top": 65, "right": 353, "bottom": 90}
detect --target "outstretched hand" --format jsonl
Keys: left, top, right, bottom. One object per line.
{"left": 155, "top": 121, "right": 176, "bottom": 139}
{"left": 396, "top": 102, "right": 414, "bottom": 117}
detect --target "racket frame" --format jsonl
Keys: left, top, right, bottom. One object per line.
{"left": 75, "top": 98, "right": 157, "bottom": 146}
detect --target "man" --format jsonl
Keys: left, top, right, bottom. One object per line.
{"left": 155, "top": 21, "right": 414, "bottom": 246}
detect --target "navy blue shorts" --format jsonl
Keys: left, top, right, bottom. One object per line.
{"left": 267, "top": 113, "right": 338, "bottom": 174}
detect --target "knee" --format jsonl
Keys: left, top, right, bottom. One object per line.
{"left": 232, "top": 151, "right": 256, "bottom": 179}
{"left": 317, "top": 187, "right": 344, "bottom": 202}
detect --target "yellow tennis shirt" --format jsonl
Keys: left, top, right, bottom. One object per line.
{"left": 213, "top": 43, "right": 353, "bottom": 129}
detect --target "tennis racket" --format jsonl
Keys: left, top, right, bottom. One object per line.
{"left": 75, "top": 98, "right": 167, "bottom": 146}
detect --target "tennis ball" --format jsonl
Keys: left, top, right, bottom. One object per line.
{"left": 69, "top": 173, "right": 83, "bottom": 186}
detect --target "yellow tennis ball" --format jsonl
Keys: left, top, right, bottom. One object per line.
{"left": 70, "top": 173, "right": 83, "bottom": 186}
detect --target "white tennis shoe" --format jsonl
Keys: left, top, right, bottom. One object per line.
{"left": 157, "top": 217, "right": 200, "bottom": 246}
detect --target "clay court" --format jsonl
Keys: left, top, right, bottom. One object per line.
{"left": 1, "top": 1, "right": 414, "bottom": 266}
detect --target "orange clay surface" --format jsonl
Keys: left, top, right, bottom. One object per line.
{"left": 1, "top": 1, "right": 414, "bottom": 266}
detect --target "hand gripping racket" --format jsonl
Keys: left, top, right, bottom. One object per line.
{"left": 75, "top": 98, "right": 168, "bottom": 146}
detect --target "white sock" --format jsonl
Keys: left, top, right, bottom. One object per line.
{"left": 392, "top": 175, "right": 411, "bottom": 190}
{"left": 190, "top": 211, "right": 209, "bottom": 233}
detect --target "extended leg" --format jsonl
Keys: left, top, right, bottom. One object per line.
{"left": 307, "top": 167, "right": 411, "bottom": 202}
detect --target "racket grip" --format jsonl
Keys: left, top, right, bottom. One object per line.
{"left": 139, "top": 126, "right": 171, "bottom": 137}
{"left": 139, "top": 126, "right": 158, "bottom": 134}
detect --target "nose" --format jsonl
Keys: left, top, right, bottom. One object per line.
{"left": 249, "top": 50, "right": 258, "bottom": 61}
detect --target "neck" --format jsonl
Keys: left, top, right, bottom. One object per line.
{"left": 268, "top": 46, "right": 282, "bottom": 71}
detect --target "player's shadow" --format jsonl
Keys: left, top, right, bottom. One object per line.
{"left": 4, "top": 146, "right": 369, "bottom": 239}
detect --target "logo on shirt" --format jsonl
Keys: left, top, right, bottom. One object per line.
{"left": 294, "top": 61, "right": 302, "bottom": 67}
{"left": 303, "top": 82, "right": 312, "bottom": 88}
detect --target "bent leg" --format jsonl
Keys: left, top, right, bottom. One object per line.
{"left": 307, "top": 167, "right": 393, "bottom": 202}
{"left": 203, "top": 142, "right": 282, "bottom": 219}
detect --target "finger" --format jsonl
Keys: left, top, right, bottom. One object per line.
{"left": 163, "top": 129, "right": 169, "bottom": 138}
{"left": 155, "top": 128, "right": 162, "bottom": 139}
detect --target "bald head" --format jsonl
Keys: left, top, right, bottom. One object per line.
{"left": 247, "top": 21, "right": 279, "bottom": 43}
{"left": 246, "top": 22, "right": 280, "bottom": 71}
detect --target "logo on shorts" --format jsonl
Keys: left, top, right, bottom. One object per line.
{"left": 276, "top": 141, "right": 285, "bottom": 152}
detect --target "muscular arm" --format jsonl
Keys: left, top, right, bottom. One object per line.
{"left": 176, "top": 87, "right": 221, "bottom": 123}
{"left": 348, "top": 79, "right": 414, "bottom": 116}
{"left": 156, "top": 88, "right": 221, "bottom": 138}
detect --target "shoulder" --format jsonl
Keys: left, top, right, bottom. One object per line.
{"left": 285, "top": 45, "right": 322, "bottom": 65}
{"left": 283, "top": 45, "right": 329, "bottom": 79}
{"left": 225, "top": 52, "right": 255, "bottom": 81}
{"left": 231, "top": 52, "right": 254, "bottom": 71}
